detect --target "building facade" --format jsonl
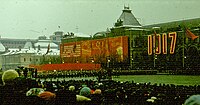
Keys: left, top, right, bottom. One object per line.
{"left": 61, "top": 6, "right": 200, "bottom": 72}
{"left": 0, "top": 38, "right": 60, "bottom": 70}
{"left": 1, "top": 6, "right": 200, "bottom": 72}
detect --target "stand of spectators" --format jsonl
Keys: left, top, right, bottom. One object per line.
{"left": 0, "top": 69, "right": 200, "bottom": 105}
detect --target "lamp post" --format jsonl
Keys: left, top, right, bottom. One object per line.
{"left": 183, "top": 56, "right": 186, "bottom": 68}
{"left": 107, "top": 59, "right": 110, "bottom": 68}
{"left": 107, "top": 59, "right": 111, "bottom": 80}
{"left": 91, "top": 60, "right": 95, "bottom": 70}
{"left": 154, "top": 55, "right": 157, "bottom": 69}
{"left": 131, "top": 58, "right": 133, "bottom": 69}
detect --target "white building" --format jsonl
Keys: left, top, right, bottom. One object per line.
{"left": 0, "top": 39, "right": 60, "bottom": 70}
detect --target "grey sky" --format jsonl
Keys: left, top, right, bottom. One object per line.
{"left": 0, "top": 0, "right": 199, "bottom": 39}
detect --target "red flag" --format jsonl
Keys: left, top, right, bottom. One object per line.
{"left": 185, "top": 28, "right": 198, "bottom": 40}
{"left": 45, "top": 43, "right": 50, "bottom": 55}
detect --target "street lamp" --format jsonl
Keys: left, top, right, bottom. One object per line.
{"left": 107, "top": 59, "right": 112, "bottom": 80}
{"left": 131, "top": 58, "right": 133, "bottom": 69}
{"left": 91, "top": 60, "right": 95, "bottom": 70}
{"left": 107, "top": 59, "right": 110, "bottom": 68}
{"left": 183, "top": 56, "right": 186, "bottom": 68}
{"left": 154, "top": 55, "right": 157, "bottom": 69}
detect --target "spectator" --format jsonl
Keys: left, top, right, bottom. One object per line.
{"left": 0, "top": 69, "right": 22, "bottom": 105}
{"left": 1, "top": 69, "right": 19, "bottom": 85}
{"left": 80, "top": 86, "right": 91, "bottom": 97}
{"left": 76, "top": 86, "right": 92, "bottom": 104}
{"left": 90, "top": 89, "right": 103, "bottom": 105}
{"left": 38, "top": 91, "right": 56, "bottom": 100}
{"left": 55, "top": 85, "right": 76, "bottom": 105}
{"left": 38, "top": 91, "right": 56, "bottom": 105}
{"left": 184, "top": 95, "right": 200, "bottom": 105}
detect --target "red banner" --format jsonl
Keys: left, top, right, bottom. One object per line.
{"left": 60, "top": 36, "right": 129, "bottom": 63}
{"left": 33, "top": 63, "right": 101, "bottom": 71}
{"left": 60, "top": 42, "right": 81, "bottom": 57}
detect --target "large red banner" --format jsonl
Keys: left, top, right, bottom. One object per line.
{"left": 31, "top": 63, "right": 101, "bottom": 71}
{"left": 60, "top": 42, "right": 81, "bottom": 57}
{"left": 60, "top": 36, "right": 129, "bottom": 63}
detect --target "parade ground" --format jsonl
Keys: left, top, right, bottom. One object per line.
{"left": 112, "top": 75, "right": 200, "bottom": 86}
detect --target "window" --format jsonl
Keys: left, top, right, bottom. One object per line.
{"left": 24, "top": 58, "right": 26, "bottom": 62}
{"left": 53, "top": 37, "right": 56, "bottom": 40}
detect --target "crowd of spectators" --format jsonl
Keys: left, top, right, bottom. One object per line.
{"left": 0, "top": 69, "right": 200, "bottom": 105}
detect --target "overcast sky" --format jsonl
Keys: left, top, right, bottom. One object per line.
{"left": 0, "top": 0, "right": 199, "bottom": 39}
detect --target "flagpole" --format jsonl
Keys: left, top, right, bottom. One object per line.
{"left": 181, "top": 19, "right": 186, "bottom": 69}
{"left": 153, "top": 29, "right": 157, "bottom": 69}
{"left": 183, "top": 27, "right": 185, "bottom": 68}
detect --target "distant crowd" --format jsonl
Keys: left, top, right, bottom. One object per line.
{"left": 36, "top": 70, "right": 157, "bottom": 79}
{"left": 0, "top": 69, "right": 200, "bottom": 105}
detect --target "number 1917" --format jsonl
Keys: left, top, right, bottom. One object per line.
{"left": 148, "top": 32, "right": 177, "bottom": 55}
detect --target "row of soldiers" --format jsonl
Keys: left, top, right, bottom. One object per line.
{"left": 15, "top": 66, "right": 38, "bottom": 78}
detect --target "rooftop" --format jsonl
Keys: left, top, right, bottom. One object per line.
{"left": 116, "top": 6, "right": 142, "bottom": 28}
